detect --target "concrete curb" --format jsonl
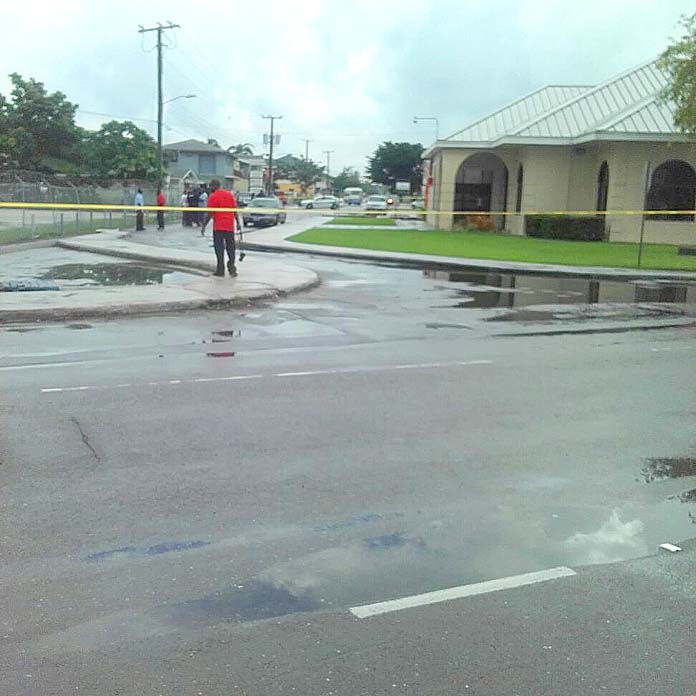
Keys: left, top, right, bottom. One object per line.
{"left": 241, "top": 240, "right": 696, "bottom": 282}
{"left": 1, "top": 231, "right": 320, "bottom": 323}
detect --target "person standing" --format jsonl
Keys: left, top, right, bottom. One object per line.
{"left": 156, "top": 189, "right": 166, "bottom": 230}
{"left": 201, "top": 179, "right": 238, "bottom": 277}
{"left": 198, "top": 186, "right": 208, "bottom": 233}
{"left": 134, "top": 188, "right": 145, "bottom": 231}
{"left": 180, "top": 189, "right": 189, "bottom": 226}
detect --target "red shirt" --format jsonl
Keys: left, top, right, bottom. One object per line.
{"left": 207, "top": 189, "right": 237, "bottom": 231}
{"left": 157, "top": 192, "right": 166, "bottom": 206}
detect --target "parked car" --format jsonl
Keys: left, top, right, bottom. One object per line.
{"left": 364, "top": 195, "right": 388, "bottom": 211}
{"left": 300, "top": 195, "right": 340, "bottom": 210}
{"left": 236, "top": 192, "right": 253, "bottom": 207}
{"left": 242, "top": 197, "right": 287, "bottom": 227}
{"left": 411, "top": 198, "right": 425, "bottom": 209}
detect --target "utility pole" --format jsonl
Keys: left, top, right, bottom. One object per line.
{"left": 263, "top": 115, "right": 283, "bottom": 195}
{"left": 138, "top": 21, "right": 180, "bottom": 190}
{"left": 323, "top": 150, "right": 334, "bottom": 192}
{"left": 302, "top": 139, "right": 313, "bottom": 161}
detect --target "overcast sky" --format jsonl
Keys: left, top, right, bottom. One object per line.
{"left": 1, "top": 1, "right": 693, "bottom": 175}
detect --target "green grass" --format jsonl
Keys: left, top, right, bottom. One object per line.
{"left": 325, "top": 216, "right": 396, "bottom": 226}
{"left": 287, "top": 228, "right": 696, "bottom": 272}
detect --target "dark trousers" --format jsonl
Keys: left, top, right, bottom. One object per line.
{"left": 157, "top": 210, "right": 165, "bottom": 229}
{"left": 213, "top": 230, "right": 236, "bottom": 271}
{"left": 136, "top": 210, "right": 145, "bottom": 231}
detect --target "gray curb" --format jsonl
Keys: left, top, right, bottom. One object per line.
{"left": 241, "top": 241, "right": 696, "bottom": 282}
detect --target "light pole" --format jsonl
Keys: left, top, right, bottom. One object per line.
{"left": 413, "top": 116, "right": 439, "bottom": 142}
{"left": 302, "top": 139, "right": 313, "bottom": 161}
{"left": 323, "top": 150, "right": 334, "bottom": 192}
{"left": 160, "top": 94, "right": 196, "bottom": 186}
{"left": 262, "top": 115, "right": 283, "bottom": 195}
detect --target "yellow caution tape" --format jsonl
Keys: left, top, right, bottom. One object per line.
{"left": 0, "top": 201, "right": 694, "bottom": 217}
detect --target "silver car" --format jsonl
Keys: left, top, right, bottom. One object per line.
{"left": 364, "top": 195, "right": 388, "bottom": 211}
{"left": 301, "top": 195, "right": 340, "bottom": 210}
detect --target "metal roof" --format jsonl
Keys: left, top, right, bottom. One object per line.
{"left": 444, "top": 60, "right": 685, "bottom": 147}
{"left": 164, "top": 139, "right": 228, "bottom": 153}
{"left": 447, "top": 85, "right": 590, "bottom": 142}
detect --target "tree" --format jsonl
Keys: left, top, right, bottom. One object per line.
{"left": 272, "top": 154, "right": 324, "bottom": 194}
{"left": 0, "top": 73, "right": 81, "bottom": 171}
{"left": 227, "top": 143, "right": 254, "bottom": 156}
{"left": 289, "top": 159, "right": 325, "bottom": 195}
{"left": 331, "top": 167, "right": 362, "bottom": 193}
{"left": 658, "top": 12, "right": 696, "bottom": 135}
{"left": 367, "top": 141, "right": 424, "bottom": 193}
{"left": 82, "top": 120, "right": 158, "bottom": 179}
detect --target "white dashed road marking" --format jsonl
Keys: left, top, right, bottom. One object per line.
{"left": 40, "top": 360, "right": 492, "bottom": 394}
{"left": 350, "top": 566, "right": 577, "bottom": 619}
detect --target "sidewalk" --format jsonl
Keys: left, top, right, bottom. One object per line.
{"left": 0, "top": 228, "right": 319, "bottom": 323}
{"left": 239, "top": 214, "right": 696, "bottom": 282}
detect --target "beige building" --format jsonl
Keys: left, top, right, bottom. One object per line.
{"left": 425, "top": 61, "right": 696, "bottom": 244}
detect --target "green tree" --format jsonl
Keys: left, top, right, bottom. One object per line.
{"left": 0, "top": 73, "right": 80, "bottom": 171}
{"left": 271, "top": 154, "right": 324, "bottom": 194}
{"left": 227, "top": 143, "right": 254, "bottom": 156}
{"left": 367, "top": 141, "right": 424, "bottom": 193}
{"left": 290, "top": 159, "right": 325, "bottom": 195}
{"left": 83, "top": 120, "right": 158, "bottom": 179}
{"left": 331, "top": 166, "right": 362, "bottom": 193}
{"left": 658, "top": 12, "right": 696, "bottom": 135}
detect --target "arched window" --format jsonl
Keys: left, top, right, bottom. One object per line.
{"left": 646, "top": 159, "right": 696, "bottom": 221}
{"left": 596, "top": 161, "right": 609, "bottom": 212}
{"left": 515, "top": 164, "right": 524, "bottom": 213}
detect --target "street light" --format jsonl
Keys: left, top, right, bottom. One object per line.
{"left": 413, "top": 116, "right": 439, "bottom": 142}
{"left": 159, "top": 94, "right": 197, "bottom": 187}
{"left": 163, "top": 93, "right": 196, "bottom": 105}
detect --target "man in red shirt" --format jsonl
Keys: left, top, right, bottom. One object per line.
{"left": 201, "top": 179, "right": 239, "bottom": 277}
{"left": 156, "top": 189, "right": 166, "bottom": 230}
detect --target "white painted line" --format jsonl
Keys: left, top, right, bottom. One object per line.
{"left": 41, "top": 360, "right": 491, "bottom": 394}
{"left": 659, "top": 543, "right": 683, "bottom": 553}
{"left": 350, "top": 566, "right": 577, "bottom": 619}
{"left": 0, "top": 360, "right": 94, "bottom": 372}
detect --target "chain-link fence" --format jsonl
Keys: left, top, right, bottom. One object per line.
{"left": 0, "top": 171, "right": 182, "bottom": 244}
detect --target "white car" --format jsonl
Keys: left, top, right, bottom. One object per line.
{"left": 301, "top": 195, "right": 340, "bottom": 210}
{"left": 364, "top": 195, "right": 388, "bottom": 211}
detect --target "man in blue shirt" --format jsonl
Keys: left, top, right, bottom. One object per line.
{"left": 134, "top": 188, "right": 145, "bottom": 231}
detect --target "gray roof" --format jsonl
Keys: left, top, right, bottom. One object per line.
{"left": 442, "top": 60, "right": 690, "bottom": 149}
{"left": 164, "top": 139, "right": 228, "bottom": 153}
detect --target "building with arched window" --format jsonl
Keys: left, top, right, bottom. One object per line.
{"left": 424, "top": 61, "right": 696, "bottom": 244}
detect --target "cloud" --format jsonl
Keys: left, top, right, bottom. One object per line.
{"left": 2, "top": 0, "right": 694, "bottom": 172}
{"left": 564, "top": 510, "right": 648, "bottom": 565}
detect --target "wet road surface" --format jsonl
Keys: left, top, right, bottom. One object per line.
{"left": 1, "top": 253, "right": 695, "bottom": 694}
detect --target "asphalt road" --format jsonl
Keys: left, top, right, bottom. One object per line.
{"left": 1, "top": 254, "right": 696, "bottom": 695}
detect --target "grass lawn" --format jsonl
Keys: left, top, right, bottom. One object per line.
{"left": 325, "top": 216, "right": 396, "bottom": 226}
{"left": 288, "top": 228, "right": 696, "bottom": 272}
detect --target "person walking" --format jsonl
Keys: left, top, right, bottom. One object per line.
{"left": 134, "top": 188, "right": 145, "bottom": 231}
{"left": 201, "top": 179, "right": 238, "bottom": 277}
{"left": 156, "top": 189, "right": 166, "bottom": 230}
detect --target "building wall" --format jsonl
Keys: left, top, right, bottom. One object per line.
{"left": 430, "top": 141, "right": 696, "bottom": 244}
{"left": 605, "top": 141, "right": 696, "bottom": 244}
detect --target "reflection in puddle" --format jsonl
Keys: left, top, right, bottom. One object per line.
{"left": 422, "top": 269, "right": 695, "bottom": 311}
{"left": 563, "top": 510, "right": 647, "bottom": 565}
{"left": 641, "top": 457, "right": 696, "bottom": 482}
{"left": 40, "top": 263, "right": 197, "bottom": 287}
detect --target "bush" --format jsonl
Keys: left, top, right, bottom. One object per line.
{"left": 525, "top": 215, "right": 605, "bottom": 241}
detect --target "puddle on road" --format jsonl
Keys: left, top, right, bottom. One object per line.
{"left": 641, "top": 457, "right": 696, "bottom": 482}
{"left": 421, "top": 269, "right": 695, "bottom": 312}
{"left": 40, "top": 262, "right": 200, "bottom": 288}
